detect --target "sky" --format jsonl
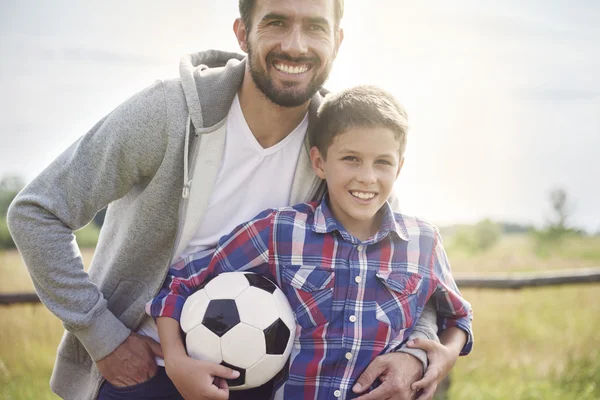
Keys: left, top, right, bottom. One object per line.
{"left": 0, "top": 0, "right": 599, "bottom": 232}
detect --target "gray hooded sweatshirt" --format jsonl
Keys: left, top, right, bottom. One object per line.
{"left": 7, "top": 50, "right": 436, "bottom": 400}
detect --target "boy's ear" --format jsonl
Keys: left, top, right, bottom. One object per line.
{"left": 396, "top": 157, "right": 405, "bottom": 179}
{"left": 310, "top": 146, "right": 327, "bottom": 179}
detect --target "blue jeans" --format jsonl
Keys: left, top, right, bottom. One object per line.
{"left": 97, "top": 367, "right": 274, "bottom": 399}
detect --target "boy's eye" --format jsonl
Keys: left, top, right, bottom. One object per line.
{"left": 376, "top": 159, "right": 394, "bottom": 166}
{"left": 342, "top": 156, "right": 359, "bottom": 162}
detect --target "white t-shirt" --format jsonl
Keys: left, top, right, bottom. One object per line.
{"left": 137, "top": 94, "right": 308, "bottom": 363}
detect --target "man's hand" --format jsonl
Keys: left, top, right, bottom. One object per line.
{"left": 352, "top": 352, "right": 423, "bottom": 400}
{"left": 407, "top": 338, "right": 459, "bottom": 400}
{"left": 165, "top": 353, "right": 240, "bottom": 400}
{"left": 96, "top": 332, "right": 164, "bottom": 387}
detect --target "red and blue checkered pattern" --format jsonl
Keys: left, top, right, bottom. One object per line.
{"left": 148, "top": 198, "right": 473, "bottom": 399}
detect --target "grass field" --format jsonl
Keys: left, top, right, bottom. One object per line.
{"left": 1, "top": 234, "right": 599, "bottom": 399}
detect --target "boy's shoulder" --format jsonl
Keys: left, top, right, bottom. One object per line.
{"left": 392, "top": 211, "right": 440, "bottom": 240}
{"left": 258, "top": 201, "right": 319, "bottom": 221}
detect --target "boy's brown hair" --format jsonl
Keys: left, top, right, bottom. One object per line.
{"left": 311, "top": 85, "right": 408, "bottom": 159}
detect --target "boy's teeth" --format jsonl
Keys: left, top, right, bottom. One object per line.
{"left": 351, "top": 191, "right": 375, "bottom": 200}
{"left": 274, "top": 63, "right": 308, "bottom": 74}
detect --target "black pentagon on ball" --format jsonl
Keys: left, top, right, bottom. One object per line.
{"left": 264, "top": 318, "right": 290, "bottom": 355}
{"left": 202, "top": 299, "right": 240, "bottom": 337}
{"left": 245, "top": 273, "right": 277, "bottom": 294}
{"left": 221, "top": 361, "right": 246, "bottom": 387}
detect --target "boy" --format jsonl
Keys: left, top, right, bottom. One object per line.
{"left": 149, "top": 86, "right": 473, "bottom": 399}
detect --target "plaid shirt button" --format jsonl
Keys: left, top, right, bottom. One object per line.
{"left": 334, "top": 390, "right": 341, "bottom": 397}
{"left": 345, "top": 352, "right": 353, "bottom": 360}
{"left": 354, "top": 276, "right": 362, "bottom": 283}
{"left": 349, "top": 315, "right": 357, "bottom": 322}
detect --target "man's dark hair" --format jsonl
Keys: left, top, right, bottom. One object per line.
{"left": 311, "top": 85, "right": 409, "bottom": 159}
{"left": 239, "top": 0, "right": 344, "bottom": 30}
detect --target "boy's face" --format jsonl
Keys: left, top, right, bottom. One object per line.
{"left": 310, "top": 126, "right": 404, "bottom": 238}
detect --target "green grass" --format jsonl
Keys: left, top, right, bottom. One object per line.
{"left": 1, "top": 233, "right": 600, "bottom": 399}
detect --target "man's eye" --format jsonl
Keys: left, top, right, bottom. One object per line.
{"left": 269, "top": 20, "right": 285, "bottom": 27}
{"left": 309, "top": 24, "right": 325, "bottom": 32}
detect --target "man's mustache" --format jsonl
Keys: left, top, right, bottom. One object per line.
{"left": 267, "top": 52, "right": 319, "bottom": 65}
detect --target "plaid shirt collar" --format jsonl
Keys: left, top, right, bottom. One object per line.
{"left": 311, "top": 194, "right": 410, "bottom": 244}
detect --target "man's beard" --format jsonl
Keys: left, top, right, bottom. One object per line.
{"left": 247, "top": 43, "right": 331, "bottom": 108}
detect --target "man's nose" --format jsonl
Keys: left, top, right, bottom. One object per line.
{"left": 281, "top": 25, "right": 308, "bottom": 56}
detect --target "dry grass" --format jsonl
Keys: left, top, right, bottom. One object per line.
{"left": 1, "top": 234, "right": 599, "bottom": 399}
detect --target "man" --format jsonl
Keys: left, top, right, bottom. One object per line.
{"left": 8, "top": 1, "right": 460, "bottom": 399}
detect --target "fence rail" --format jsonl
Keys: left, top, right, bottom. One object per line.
{"left": 2, "top": 267, "right": 600, "bottom": 305}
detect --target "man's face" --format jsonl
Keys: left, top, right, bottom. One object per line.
{"left": 310, "top": 126, "right": 403, "bottom": 238}
{"left": 242, "top": 0, "right": 342, "bottom": 107}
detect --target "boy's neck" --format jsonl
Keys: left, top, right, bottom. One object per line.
{"left": 238, "top": 68, "right": 309, "bottom": 149}
{"left": 328, "top": 201, "right": 385, "bottom": 242}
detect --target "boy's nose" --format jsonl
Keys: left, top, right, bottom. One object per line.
{"left": 356, "top": 166, "right": 377, "bottom": 185}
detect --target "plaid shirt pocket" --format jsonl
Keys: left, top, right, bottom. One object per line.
{"left": 375, "top": 271, "right": 423, "bottom": 333}
{"left": 281, "top": 265, "right": 335, "bottom": 330}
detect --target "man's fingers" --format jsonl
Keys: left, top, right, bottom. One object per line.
{"left": 406, "top": 338, "right": 436, "bottom": 352}
{"left": 143, "top": 336, "right": 164, "bottom": 358}
{"left": 353, "top": 358, "right": 386, "bottom": 393}
{"left": 415, "top": 383, "right": 437, "bottom": 400}
{"left": 411, "top": 367, "right": 440, "bottom": 391}
{"left": 211, "top": 364, "right": 241, "bottom": 380}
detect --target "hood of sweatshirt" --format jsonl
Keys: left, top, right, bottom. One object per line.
{"left": 179, "top": 49, "right": 246, "bottom": 132}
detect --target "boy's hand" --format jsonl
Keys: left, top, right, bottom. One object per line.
{"left": 407, "top": 338, "right": 459, "bottom": 400}
{"left": 353, "top": 352, "right": 422, "bottom": 400}
{"left": 165, "top": 353, "right": 240, "bottom": 400}
{"left": 96, "top": 332, "right": 163, "bottom": 387}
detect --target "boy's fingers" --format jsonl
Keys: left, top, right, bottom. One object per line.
{"left": 353, "top": 357, "right": 386, "bottom": 393}
{"left": 211, "top": 364, "right": 241, "bottom": 379}
{"left": 411, "top": 368, "right": 439, "bottom": 391}
{"left": 415, "top": 383, "right": 437, "bottom": 400}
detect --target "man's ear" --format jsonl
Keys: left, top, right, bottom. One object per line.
{"left": 233, "top": 18, "right": 249, "bottom": 53}
{"left": 334, "top": 27, "right": 344, "bottom": 58}
{"left": 310, "top": 146, "right": 327, "bottom": 179}
{"left": 396, "top": 157, "right": 405, "bottom": 179}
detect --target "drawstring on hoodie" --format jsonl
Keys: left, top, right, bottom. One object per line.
{"left": 182, "top": 114, "right": 193, "bottom": 199}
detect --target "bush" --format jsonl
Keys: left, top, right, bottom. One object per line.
{"left": 0, "top": 218, "right": 15, "bottom": 249}
{"left": 75, "top": 223, "right": 101, "bottom": 249}
{"left": 451, "top": 219, "right": 501, "bottom": 253}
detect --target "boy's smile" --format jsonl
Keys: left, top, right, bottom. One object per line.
{"left": 310, "top": 126, "right": 404, "bottom": 240}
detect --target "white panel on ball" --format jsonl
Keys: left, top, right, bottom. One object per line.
{"left": 204, "top": 272, "right": 250, "bottom": 300}
{"left": 185, "top": 325, "right": 222, "bottom": 364}
{"left": 236, "top": 287, "right": 279, "bottom": 330}
{"left": 221, "top": 323, "right": 266, "bottom": 369}
{"left": 180, "top": 289, "right": 211, "bottom": 333}
{"left": 245, "top": 354, "right": 287, "bottom": 388}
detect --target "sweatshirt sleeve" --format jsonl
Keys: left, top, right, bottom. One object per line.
{"left": 430, "top": 230, "right": 474, "bottom": 355}
{"left": 6, "top": 81, "right": 168, "bottom": 362}
{"left": 148, "top": 209, "right": 274, "bottom": 322}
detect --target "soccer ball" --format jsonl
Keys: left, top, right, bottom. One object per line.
{"left": 180, "top": 272, "right": 296, "bottom": 390}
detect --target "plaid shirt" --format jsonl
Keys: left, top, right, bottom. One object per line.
{"left": 149, "top": 198, "right": 473, "bottom": 399}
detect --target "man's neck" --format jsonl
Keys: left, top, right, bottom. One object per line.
{"left": 238, "top": 69, "right": 310, "bottom": 149}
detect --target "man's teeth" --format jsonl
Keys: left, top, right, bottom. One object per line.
{"left": 351, "top": 191, "right": 376, "bottom": 200}
{"left": 274, "top": 63, "right": 309, "bottom": 74}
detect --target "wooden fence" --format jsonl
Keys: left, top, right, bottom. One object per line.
{"left": 1, "top": 267, "right": 599, "bottom": 400}
{"left": 2, "top": 267, "right": 599, "bottom": 305}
